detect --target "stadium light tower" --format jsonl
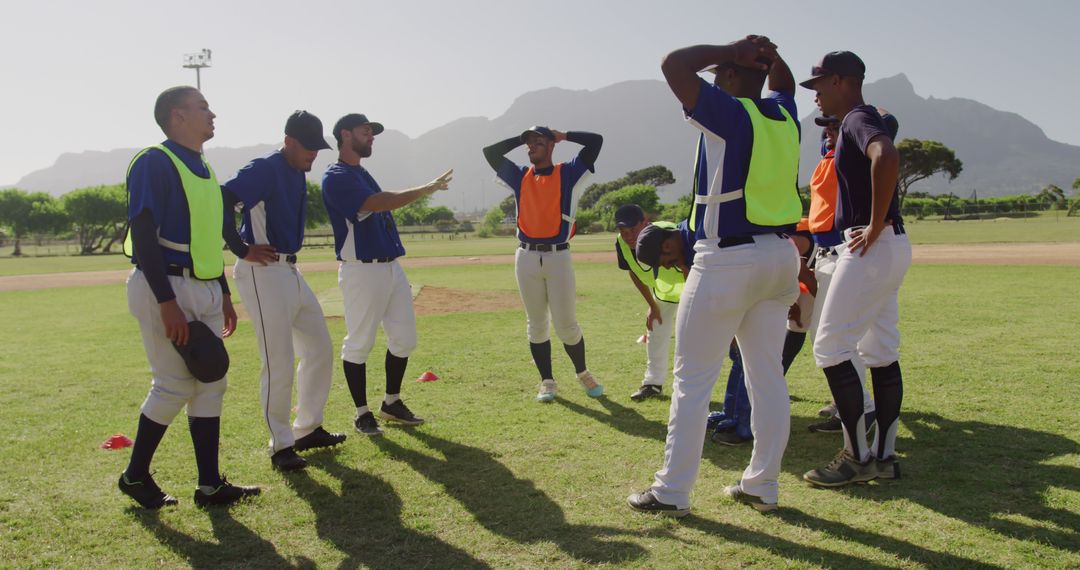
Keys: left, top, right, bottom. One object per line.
{"left": 182, "top": 49, "right": 212, "bottom": 90}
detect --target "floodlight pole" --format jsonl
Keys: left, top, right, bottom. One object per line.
{"left": 182, "top": 48, "right": 213, "bottom": 91}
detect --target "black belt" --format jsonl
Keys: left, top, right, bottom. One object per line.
{"left": 520, "top": 242, "right": 569, "bottom": 252}
{"left": 717, "top": 232, "right": 784, "bottom": 249}
{"left": 165, "top": 265, "right": 191, "bottom": 277}
{"left": 892, "top": 222, "right": 906, "bottom": 235}
{"left": 279, "top": 254, "right": 297, "bottom": 264}
{"left": 360, "top": 257, "right": 397, "bottom": 263}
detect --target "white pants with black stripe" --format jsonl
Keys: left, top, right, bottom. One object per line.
{"left": 234, "top": 259, "right": 333, "bottom": 453}
{"left": 338, "top": 259, "right": 418, "bottom": 364}
{"left": 514, "top": 247, "right": 583, "bottom": 345}
{"left": 651, "top": 234, "right": 800, "bottom": 508}
{"left": 127, "top": 269, "right": 227, "bottom": 425}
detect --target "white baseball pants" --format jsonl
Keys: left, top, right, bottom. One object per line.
{"left": 814, "top": 230, "right": 912, "bottom": 370}
{"left": 643, "top": 300, "right": 679, "bottom": 386}
{"left": 339, "top": 260, "right": 418, "bottom": 364}
{"left": 234, "top": 259, "right": 333, "bottom": 453}
{"left": 810, "top": 250, "right": 873, "bottom": 414}
{"left": 651, "top": 234, "right": 800, "bottom": 508}
{"left": 127, "top": 269, "right": 227, "bottom": 425}
{"left": 514, "top": 248, "right": 583, "bottom": 345}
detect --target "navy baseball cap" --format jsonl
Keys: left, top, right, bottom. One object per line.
{"left": 285, "top": 110, "right": 332, "bottom": 151}
{"left": 173, "top": 321, "right": 229, "bottom": 383}
{"left": 333, "top": 113, "right": 385, "bottom": 144}
{"left": 800, "top": 51, "right": 866, "bottom": 89}
{"left": 614, "top": 204, "right": 646, "bottom": 228}
{"left": 634, "top": 223, "right": 672, "bottom": 267}
{"left": 814, "top": 115, "right": 840, "bottom": 127}
{"left": 520, "top": 126, "right": 555, "bottom": 142}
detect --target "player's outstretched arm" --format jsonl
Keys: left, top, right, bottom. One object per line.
{"left": 360, "top": 169, "right": 453, "bottom": 213}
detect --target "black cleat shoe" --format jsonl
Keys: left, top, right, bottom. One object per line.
{"left": 270, "top": 447, "right": 307, "bottom": 472}
{"left": 119, "top": 472, "right": 178, "bottom": 510}
{"left": 723, "top": 482, "right": 778, "bottom": 512}
{"left": 626, "top": 490, "right": 690, "bottom": 517}
{"left": 710, "top": 429, "right": 752, "bottom": 446}
{"left": 354, "top": 412, "right": 383, "bottom": 436}
{"left": 876, "top": 455, "right": 901, "bottom": 479}
{"left": 380, "top": 400, "right": 425, "bottom": 426}
{"left": 294, "top": 426, "right": 347, "bottom": 452}
{"left": 803, "top": 449, "right": 878, "bottom": 488}
{"left": 808, "top": 417, "right": 843, "bottom": 433}
{"left": 193, "top": 476, "right": 261, "bottom": 508}
{"left": 630, "top": 384, "right": 663, "bottom": 401}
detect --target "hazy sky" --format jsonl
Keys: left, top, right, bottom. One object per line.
{"left": 2, "top": 0, "right": 1076, "bottom": 186}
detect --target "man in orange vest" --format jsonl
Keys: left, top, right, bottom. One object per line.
{"left": 483, "top": 127, "right": 604, "bottom": 402}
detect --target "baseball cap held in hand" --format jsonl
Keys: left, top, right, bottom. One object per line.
{"left": 173, "top": 321, "right": 229, "bottom": 383}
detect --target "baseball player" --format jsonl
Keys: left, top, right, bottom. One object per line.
{"left": 627, "top": 35, "right": 802, "bottom": 516}
{"left": 223, "top": 111, "right": 347, "bottom": 472}
{"left": 322, "top": 113, "right": 452, "bottom": 436}
{"left": 613, "top": 204, "right": 684, "bottom": 401}
{"left": 482, "top": 126, "right": 604, "bottom": 402}
{"left": 118, "top": 86, "right": 260, "bottom": 508}
{"left": 800, "top": 51, "right": 910, "bottom": 487}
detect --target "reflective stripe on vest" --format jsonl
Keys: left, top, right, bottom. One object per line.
{"left": 123, "top": 145, "right": 224, "bottom": 280}
{"left": 808, "top": 151, "right": 837, "bottom": 234}
{"left": 517, "top": 164, "right": 569, "bottom": 240}
{"left": 736, "top": 98, "right": 802, "bottom": 227}
{"left": 616, "top": 221, "right": 684, "bottom": 303}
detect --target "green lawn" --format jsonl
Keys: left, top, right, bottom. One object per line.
{"left": 1, "top": 260, "right": 1077, "bottom": 568}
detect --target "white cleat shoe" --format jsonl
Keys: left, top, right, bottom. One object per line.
{"left": 536, "top": 379, "right": 557, "bottom": 402}
{"left": 577, "top": 370, "right": 604, "bottom": 398}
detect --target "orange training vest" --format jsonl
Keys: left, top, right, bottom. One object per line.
{"left": 518, "top": 164, "right": 564, "bottom": 239}
{"left": 808, "top": 150, "right": 838, "bottom": 234}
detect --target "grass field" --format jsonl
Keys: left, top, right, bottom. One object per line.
{"left": 1, "top": 214, "right": 1078, "bottom": 277}
{"left": 1, "top": 256, "right": 1077, "bottom": 568}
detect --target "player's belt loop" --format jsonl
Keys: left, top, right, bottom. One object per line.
{"left": 278, "top": 254, "right": 298, "bottom": 264}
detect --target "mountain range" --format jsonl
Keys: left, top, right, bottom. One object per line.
{"left": 13, "top": 74, "right": 1080, "bottom": 210}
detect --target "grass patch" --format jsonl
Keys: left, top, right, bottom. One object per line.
{"left": 0, "top": 261, "right": 1077, "bottom": 568}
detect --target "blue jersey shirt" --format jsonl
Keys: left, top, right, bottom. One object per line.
{"left": 222, "top": 150, "right": 307, "bottom": 254}
{"left": 321, "top": 162, "right": 406, "bottom": 261}
{"left": 127, "top": 139, "right": 225, "bottom": 268}
{"left": 685, "top": 79, "right": 799, "bottom": 241}
{"left": 493, "top": 156, "right": 593, "bottom": 245}
{"left": 677, "top": 220, "right": 697, "bottom": 267}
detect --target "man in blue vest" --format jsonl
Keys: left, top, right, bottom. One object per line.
{"left": 224, "top": 111, "right": 347, "bottom": 472}
{"left": 800, "top": 52, "right": 910, "bottom": 487}
{"left": 613, "top": 204, "right": 684, "bottom": 401}
{"left": 323, "top": 113, "right": 453, "bottom": 436}
{"left": 482, "top": 127, "right": 605, "bottom": 402}
{"left": 627, "top": 35, "right": 801, "bottom": 516}
{"left": 119, "top": 86, "right": 260, "bottom": 508}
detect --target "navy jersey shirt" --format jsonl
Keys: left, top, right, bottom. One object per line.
{"left": 127, "top": 139, "right": 226, "bottom": 268}
{"left": 686, "top": 79, "right": 800, "bottom": 241}
{"left": 677, "top": 220, "right": 696, "bottom": 267}
{"left": 834, "top": 106, "right": 903, "bottom": 231}
{"left": 322, "top": 162, "right": 406, "bottom": 261}
{"left": 223, "top": 150, "right": 307, "bottom": 254}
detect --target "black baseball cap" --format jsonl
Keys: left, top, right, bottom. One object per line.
{"left": 614, "top": 204, "right": 646, "bottom": 228}
{"left": 814, "top": 115, "right": 840, "bottom": 127}
{"left": 285, "top": 110, "right": 332, "bottom": 151}
{"left": 634, "top": 223, "right": 673, "bottom": 267}
{"left": 520, "top": 126, "right": 555, "bottom": 142}
{"left": 173, "top": 321, "right": 229, "bottom": 383}
{"left": 333, "top": 113, "right": 385, "bottom": 144}
{"left": 799, "top": 51, "right": 866, "bottom": 89}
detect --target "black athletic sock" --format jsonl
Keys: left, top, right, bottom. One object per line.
{"left": 781, "top": 331, "right": 807, "bottom": 374}
{"left": 824, "top": 360, "right": 868, "bottom": 460}
{"left": 125, "top": 413, "right": 168, "bottom": 482}
{"left": 564, "top": 337, "right": 587, "bottom": 374}
{"left": 188, "top": 416, "right": 222, "bottom": 488}
{"left": 344, "top": 360, "right": 367, "bottom": 408}
{"left": 871, "top": 361, "right": 904, "bottom": 459}
{"left": 529, "top": 341, "right": 553, "bottom": 380}
{"left": 386, "top": 351, "right": 409, "bottom": 396}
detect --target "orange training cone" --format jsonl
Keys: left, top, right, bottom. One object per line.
{"left": 101, "top": 434, "right": 133, "bottom": 450}
{"left": 417, "top": 371, "right": 439, "bottom": 382}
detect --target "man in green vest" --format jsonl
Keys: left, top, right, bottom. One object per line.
{"left": 118, "top": 86, "right": 260, "bottom": 509}
{"left": 613, "top": 204, "right": 685, "bottom": 401}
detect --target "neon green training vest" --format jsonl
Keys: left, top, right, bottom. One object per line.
{"left": 736, "top": 98, "right": 802, "bottom": 227}
{"left": 617, "top": 221, "right": 684, "bottom": 303}
{"left": 123, "top": 144, "right": 224, "bottom": 280}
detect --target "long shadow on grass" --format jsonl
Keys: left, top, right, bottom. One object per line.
{"left": 131, "top": 508, "right": 307, "bottom": 569}
{"left": 787, "top": 411, "right": 1080, "bottom": 555}
{"left": 374, "top": 430, "right": 651, "bottom": 564}
{"left": 286, "top": 453, "right": 491, "bottom": 570}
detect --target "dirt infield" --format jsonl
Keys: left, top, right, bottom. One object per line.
{"left": 2, "top": 242, "right": 1077, "bottom": 293}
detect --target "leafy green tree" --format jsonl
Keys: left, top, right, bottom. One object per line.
{"left": 1035, "top": 184, "right": 1067, "bottom": 210}
{"left": 897, "top": 139, "right": 963, "bottom": 210}
{"left": 1069, "top": 177, "right": 1080, "bottom": 217}
{"left": 594, "top": 184, "right": 661, "bottom": 230}
{"left": 657, "top": 193, "right": 693, "bottom": 224}
{"left": 499, "top": 194, "right": 516, "bottom": 219}
{"left": 63, "top": 184, "right": 127, "bottom": 254}
{"left": 579, "top": 165, "right": 675, "bottom": 210}
{"left": 392, "top": 193, "right": 432, "bottom": 226}
{"left": 305, "top": 181, "right": 329, "bottom": 228}
{"left": 424, "top": 206, "right": 456, "bottom": 225}
{"left": 0, "top": 189, "right": 58, "bottom": 255}
{"left": 477, "top": 206, "right": 505, "bottom": 237}
{"left": 28, "top": 198, "right": 70, "bottom": 240}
